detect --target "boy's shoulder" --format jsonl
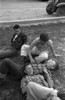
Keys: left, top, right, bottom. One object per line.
{"left": 33, "top": 37, "right": 39, "bottom": 41}
{"left": 33, "top": 37, "right": 40, "bottom": 43}
{"left": 31, "top": 37, "right": 39, "bottom": 45}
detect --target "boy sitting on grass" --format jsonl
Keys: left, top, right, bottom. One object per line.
{"left": 21, "top": 33, "right": 60, "bottom": 64}
{"left": 0, "top": 24, "right": 27, "bottom": 59}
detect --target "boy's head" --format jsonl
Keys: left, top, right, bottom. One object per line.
{"left": 24, "top": 64, "right": 33, "bottom": 75}
{"left": 46, "top": 59, "right": 59, "bottom": 70}
{"left": 46, "top": 59, "right": 56, "bottom": 68}
{"left": 57, "top": 89, "right": 65, "bottom": 100}
{"left": 13, "top": 24, "right": 21, "bottom": 35}
{"left": 40, "top": 33, "right": 49, "bottom": 43}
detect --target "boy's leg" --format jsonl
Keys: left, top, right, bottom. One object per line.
{"left": 27, "top": 82, "right": 50, "bottom": 100}
{"left": 27, "top": 82, "right": 57, "bottom": 100}
{"left": 0, "top": 47, "right": 17, "bottom": 59}
{"left": 51, "top": 96, "right": 61, "bottom": 100}
{"left": 31, "top": 47, "right": 39, "bottom": 55}
{"left": 35, "top": 51, "right": 48, "bottom": 63}
{"left": 0, "top": 58, "right": 24, "bottom": 80}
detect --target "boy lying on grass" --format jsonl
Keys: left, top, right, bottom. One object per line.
{"left": 0, "top": 58, "right": 58, "bottom": 81}
{"left": 0, "top": 58, "right": 64, "bottom": 100}
{"left": 20, "top": 63, "right": 61, "bottom": 100}
{"left": 0, "top": 58, "right": 63, "bottom": 100}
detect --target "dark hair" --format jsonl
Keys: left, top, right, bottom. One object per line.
{"left": 23, "top": 64, "right": 29, "bottom": 76}
{"left": 23, "top": 64, "right": 27, "bottom": 72}
{"left": 57, "top": 90, "right": 65, "bottom": 100}
{"left": 40, "top": 33, "right": 49, "bottom": 42}
{"left": 13, "top": 24, "right": 20, "bottom": 29}
{"left": 48, "top": 61, "right": 59, "bottom": 71}
{"left": 54, "top": 62, "right": 59, "bottom": 71}
{"left": 23, "top": 65, "right": 27, "bottom": 76}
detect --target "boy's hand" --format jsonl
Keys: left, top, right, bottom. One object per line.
{"left": 43, "top": 67, "right": 48, "bottom": 74}
{"left": 54, "top": 54, "right": 61, "bottom": 58}
{"left": 31, "top": 59, "right": 36, "bottom": 64}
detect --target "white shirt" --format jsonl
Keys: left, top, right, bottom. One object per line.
{"left": 21, "top": 44, "right": 30, "bottom": 56}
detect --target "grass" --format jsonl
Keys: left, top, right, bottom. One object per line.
{"left": 0, "top": 22, "right": 65, "bottom": 100}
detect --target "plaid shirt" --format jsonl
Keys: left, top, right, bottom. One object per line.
{"left": 21, "top": 74, "right": 45, "bottom": 89}
{"left": 21, "top": 65, "right": 53, "bottom": 89}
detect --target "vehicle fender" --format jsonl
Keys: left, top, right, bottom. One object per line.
{"left": 56, "top": 2, "right": 65, "bottom": 7}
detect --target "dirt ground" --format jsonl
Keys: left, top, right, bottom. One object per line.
{"left": 0, "top": 0, "right": 55, "bottom": 22}
{"left": 0, "top": 23, "right": 65, "bottom": 100}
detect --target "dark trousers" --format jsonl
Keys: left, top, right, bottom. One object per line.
{"left": 0, "top": 46, "right": 18, "bottom": 59}
{"left": 0, "top": 58, "right": 25, "bottom": 81}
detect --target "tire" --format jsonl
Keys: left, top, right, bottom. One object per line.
{"left": 56, "top": 6, "right": 65, "bottom": 16}
{"left": 46, "top": 3, "right": 55, "bottom": 15}
{"left": 39, "top": 0, "right": 48, "bottom": 1}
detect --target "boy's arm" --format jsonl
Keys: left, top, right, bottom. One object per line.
{"left": 39, "top": 75, "right": 48, "bottom": 87}
{"left": 42, "top": 67, "right": 54, "bottom": 88}
{"left": 28, "top": 38, "right": 38, "bottom": 63}
{"left": 28, "top": 53, "right": 35, "bottom": 63}
{"left": 45, "top": 72, "right": 54, "bottom": 88}
{"left": 28, "top": 47, "right": 35, "bottom": 63}
{"left": 21, "top": 77, "right": 28, "bottom": 94}
{"left": 21, "top": 33, "right": 28, "bottom": 43}
{"left": 22, "top": 86, "right": 27, "bottom": 94}
{"left": 48, "top": 40, "right": 56, "bottom": 58}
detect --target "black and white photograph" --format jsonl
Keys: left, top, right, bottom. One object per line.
{"left": 0, "top": 0, "right": 65, "bottom": 100}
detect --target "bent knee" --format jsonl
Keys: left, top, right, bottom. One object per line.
{"left": 41, "top": 52, "right": 48, "bottom": 59}
{"left": 27, "top": 82, "right": 34, "bottom": 88}
{"left": 35, "top": 52, "right": 48, "bottom": 63}
{"left": 21, "top": 45, "right": 30, "bottom": 56}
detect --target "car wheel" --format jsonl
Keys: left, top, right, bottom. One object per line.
{"left": 46, "top": 3, "right": 55, "bottom": 14}
{"left": 40, "top": 0, "right": 48, "bottom": 1}
{"left": 56, "top": 6, "right": 65, "bottom": 16}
